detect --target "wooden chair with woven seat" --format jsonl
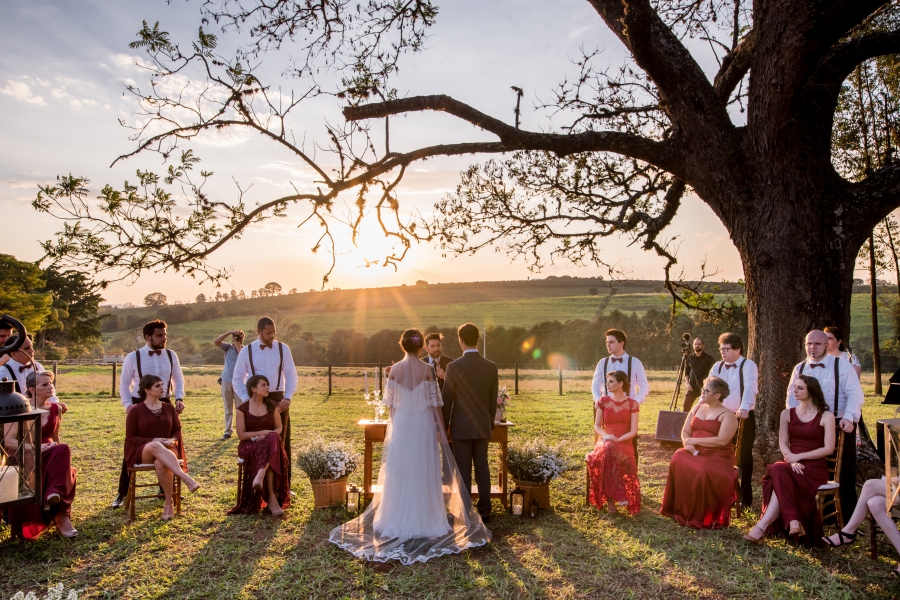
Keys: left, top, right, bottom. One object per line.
{"left": 816, "top": 429, "right": 845, "bottom": 531}
{"left": 124, "top": 460, "right": 184, "bottom": 523}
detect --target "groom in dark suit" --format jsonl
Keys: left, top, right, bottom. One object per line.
{"left": 442, "top": 323, "right": 499, "bottom": 522}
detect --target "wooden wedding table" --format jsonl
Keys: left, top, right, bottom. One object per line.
{"left": 357, "top": 419, "right": 515, "bottom": 509}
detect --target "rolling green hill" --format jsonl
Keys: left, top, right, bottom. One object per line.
{"left": 102, "top": 278, "right": 897, "bottom": 356}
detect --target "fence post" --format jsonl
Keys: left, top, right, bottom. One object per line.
{"left": 328, "top": 363, "right": 333, "bottom": 396}
{"left": 558, "top": 363, "right": 562, "bottom": 396}
{"left": 514, "top": 362, "right": 519, "bottom": 395}
{"left": 112, "top": 361, "right": 117, "bottom": 398}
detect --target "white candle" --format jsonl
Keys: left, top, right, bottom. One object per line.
{"left": 0, "top": 466, "right": 18, "bottom": 503}
{"left": 512, "top": 504, "right": 523, "bottom": 516}
{"left": 348, "top": 500, "right": 358, "bottom": 512}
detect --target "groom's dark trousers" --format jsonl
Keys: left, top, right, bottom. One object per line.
{"left": 442, "top": 350, "right": 499, "bottom": 518}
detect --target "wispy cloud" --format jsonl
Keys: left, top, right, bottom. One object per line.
{"left": 0, "top": 80, "right": 46, "bottom": 105}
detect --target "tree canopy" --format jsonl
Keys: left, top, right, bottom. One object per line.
{"left": 31, "top": 1, "right": 900, "bottom": 456}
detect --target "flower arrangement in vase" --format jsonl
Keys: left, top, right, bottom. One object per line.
{"left": 496, "top": 386, "right": 511, "bottom": 422}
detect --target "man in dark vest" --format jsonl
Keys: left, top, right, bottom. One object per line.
{"left": 422, "top": 332, "right": 453, "bottom": 391}
{"left": 232, "top": 316, "right": 299, "bottom": 487}
{"left": 442, "top": 323, "right": 499, "bottom": 522}
{"left": 113, "top": 319, "right": 185, "bottom": 508}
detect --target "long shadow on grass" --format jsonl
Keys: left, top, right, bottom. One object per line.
{"left": 146, "top": 513, "right": 286, "bottom": 599}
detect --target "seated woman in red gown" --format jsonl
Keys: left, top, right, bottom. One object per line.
{"left": 586, "top": 370, "right": 640, "bottom": 514}
{"left": 228, "top": 375, "right": 289, "bottom": 516}
{"left": 125, "top": 375, "right": 200, "bottom": 520}
{"left": 6, "top": 371, "right": 78, "bottom": 538}
{"left": 661, "top": 376, "right": 739, "bottom": 528}
{"left": 744, "top": 375, "right": 835, "bottom": 545}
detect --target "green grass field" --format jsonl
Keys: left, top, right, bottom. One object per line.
{"left": 107, "top": 291, "right": 896, "bottom": 354}
{"left": 2, "top": 367, "right": 899, "bottom": 599}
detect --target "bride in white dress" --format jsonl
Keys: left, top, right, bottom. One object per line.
{"left": 329, "top": 329, "right": 491, "bottom": 564}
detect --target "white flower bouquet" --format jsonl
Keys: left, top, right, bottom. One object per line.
{"left": 10, "top": 583, "right": 79, "bottom": 600}
{"left": 507, "top": 438, "right": 571, "bottom": 485}
{"left": 295, "top": 438, "right": 361, "bottom": 480}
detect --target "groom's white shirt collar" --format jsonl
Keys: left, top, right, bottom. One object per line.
{"left": 463, "top": 349, "right": 479, "bottom": 354}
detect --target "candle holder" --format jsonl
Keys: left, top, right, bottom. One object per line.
{"left": 366, "top": 388, "right": 386, "bottom": 423}
{"left": 509, "top": 487, "right": 525, "bottom": 516}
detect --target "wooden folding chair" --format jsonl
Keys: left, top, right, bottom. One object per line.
{"left": 816, "top": 430, "right": 845, "bottom": 531}
{"left": 124, "top": 460, "right": 184, "bottom": 523}
{"left": 869, "top": 507, "right": 900, "bottom": 560}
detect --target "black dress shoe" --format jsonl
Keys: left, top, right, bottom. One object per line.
{"left": 112, "top": 493, "right": 126, "bottom": 509}
{"left": 480, "top": 513, "right": 491, "bottom": 524}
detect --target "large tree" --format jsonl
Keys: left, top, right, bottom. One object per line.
{"left": 33, "top": 1, "right": 900, "bottom": 458}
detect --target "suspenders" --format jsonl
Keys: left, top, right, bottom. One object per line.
{"left": 134, "top": 348, "right": 175, "bottom": 398}
{"left": 602, "top": 355, "right": 633, "bottom": 395}
{"left": 247, "top": 341, "right": 284, "bottom": 391}
{"left": 798, "top": 358, "right": 841, "bottom": 417}
{"left": 715, "top": 358, "right": 746, "bottom": 400}
{"left": 3, "top": 364, "right": 21, "bottom": 393}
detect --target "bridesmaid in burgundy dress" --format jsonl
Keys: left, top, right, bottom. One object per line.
{"left": 661, "top": 376, "right": 739, "bottom": 529}
{"left": 7, "top": 371, "right": 77, "bottom": 538}
{"left": 125, "top": 375, "right": 200, "bottom": 520}
{"left": 586, "top": 370, "right": 641, "bottom": 514}
{"left": 228, "top": 375, "right": 289, "bottom": 516}
{"left": 744, "top": 375, "right": 835, "bottom": 545}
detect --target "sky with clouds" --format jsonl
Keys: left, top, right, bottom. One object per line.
{"left": 0, "top": 0, "right": 754, "bottom": 305}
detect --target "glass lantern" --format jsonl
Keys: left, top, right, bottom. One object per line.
{"left": 0, "top": 379, "right": 44, "bottom": 514}
{"left": 346, "top": 485, "right": 362, "bottom": 514}
{"left": 509, "top": 487, "right": 525, "bottom": 516}
{"left": 528, "top": 499, "right": 539, "bottom": 519}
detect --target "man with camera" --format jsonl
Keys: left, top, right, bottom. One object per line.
{"left": 710, "top": 332, "right": 758, "bottom": 508}
{"left": 214, "top": 329, "right": 245, "bottom": 441}
{"left": 683, "top": 337, "right": 715, "bottom": 412}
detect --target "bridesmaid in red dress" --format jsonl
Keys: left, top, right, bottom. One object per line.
{"left": 125, "top": 375, "right": 200, "bottom": 520}
{"left": 661, "top": 376, "right": 739, "bottom": 528}
{"left": 6, "top": 371, "right": 77, "bottom": 538}
{"left": 228, "top": 375, "right": 290, "bottom": 516}
{"left": 744, "top": 375, "right": 835, "bottom": 545}
{"left": 586, "top": 370, "right": 640, "bottom": 514}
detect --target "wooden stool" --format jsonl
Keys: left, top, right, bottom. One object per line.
{"left": 816, "top": 430, "right": 845, "bottom": 532}
{"left": 125, "top": 460, "right": 184, "bottom": 523}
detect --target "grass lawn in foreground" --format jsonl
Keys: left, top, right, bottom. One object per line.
{"left": 1, "top": 368, "right": 898, "bottom": 599}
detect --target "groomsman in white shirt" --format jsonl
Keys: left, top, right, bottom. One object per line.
{"left": 112, "top": 319, "right": 186, "bottom": 508}
{"left": 232, "top": 316, "right": 299, "bottom": 486}
{"left": 591, "top": 329, "right": 650, "bottom": 457}
{"left": 1, "top": 334, "right": 65, "bottom": 409}
{"left": 709, "top": 332, "right": 759, "bottom": 507}
{"left": 786, "top": 329, "right": 865, "bottom": 520}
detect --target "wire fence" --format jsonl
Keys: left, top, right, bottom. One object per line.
{"left": 44, "top": 361, "right": 682, "bottom": 398}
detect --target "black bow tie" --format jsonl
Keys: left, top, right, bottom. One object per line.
{"left": 810, "top": 362, "right": 825, "bottom": 369}
{"left": 18, "top": 364, "right": 32, "bottom": 373}
{"left": 148, "top": 349, "right": 162, "bottom": 356}
{"left": 260, "top": 343, "right": 273, "bottom": 350}
{"left": 611, "top": 357, "right": 623, "bottom": 363}
{"left": 724, "top": 363, "right": 736, "bottom": 369}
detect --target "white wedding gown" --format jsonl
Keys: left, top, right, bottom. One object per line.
{"left": 329, "top": 357, "right": 491, "bottom": 564}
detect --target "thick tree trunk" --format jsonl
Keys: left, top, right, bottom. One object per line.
{"left": 737, "top": 203, "right": 858, "bottom": 463}
{"left": 870, "top": 234, "right": 883, "bottom": 394}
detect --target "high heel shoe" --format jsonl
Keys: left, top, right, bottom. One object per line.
{"left": 252, "top": 470, "right": 266, "bottom": 493}
{"left": 46, "top": 493, "right": 61, "bottom": 506}
{"left": 822, "top": 530, "right": 856, "bottom": 549}
{"left": 161, "top": 505, "right": 175, "bottom": 521}
{"left": 743, "top": 525, "right": 766, "bottom": 544}
{"left": 187, "top": 480, "right": 201, "bottom": 493}
{"left": 788, "top": 522, "right": 806, "bottom": 538}
{"left": 59, "top": 527, "right": 79, "bottom": 539}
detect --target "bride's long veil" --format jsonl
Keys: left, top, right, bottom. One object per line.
{"left": 329, "top": 356, "right": 491, "bottom": 564}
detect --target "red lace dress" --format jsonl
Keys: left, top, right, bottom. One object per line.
{"left": 9, "top": 402, "right": 77, "bottom": 539}
{"left": 585, "top": 396, "right": 640, "bottom": 514}
{"left": 227, "top": 402, "right": 290, "bottom": 515}
{"left": 661, "top": 414, "right": 737, "bottom": 528}
{"left": 761, "top": 408, "right": 829, "bottom": 545}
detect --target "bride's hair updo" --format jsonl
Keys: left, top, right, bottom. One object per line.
{"left": 399, "top": 328, "right": 425, "bottom": 353}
